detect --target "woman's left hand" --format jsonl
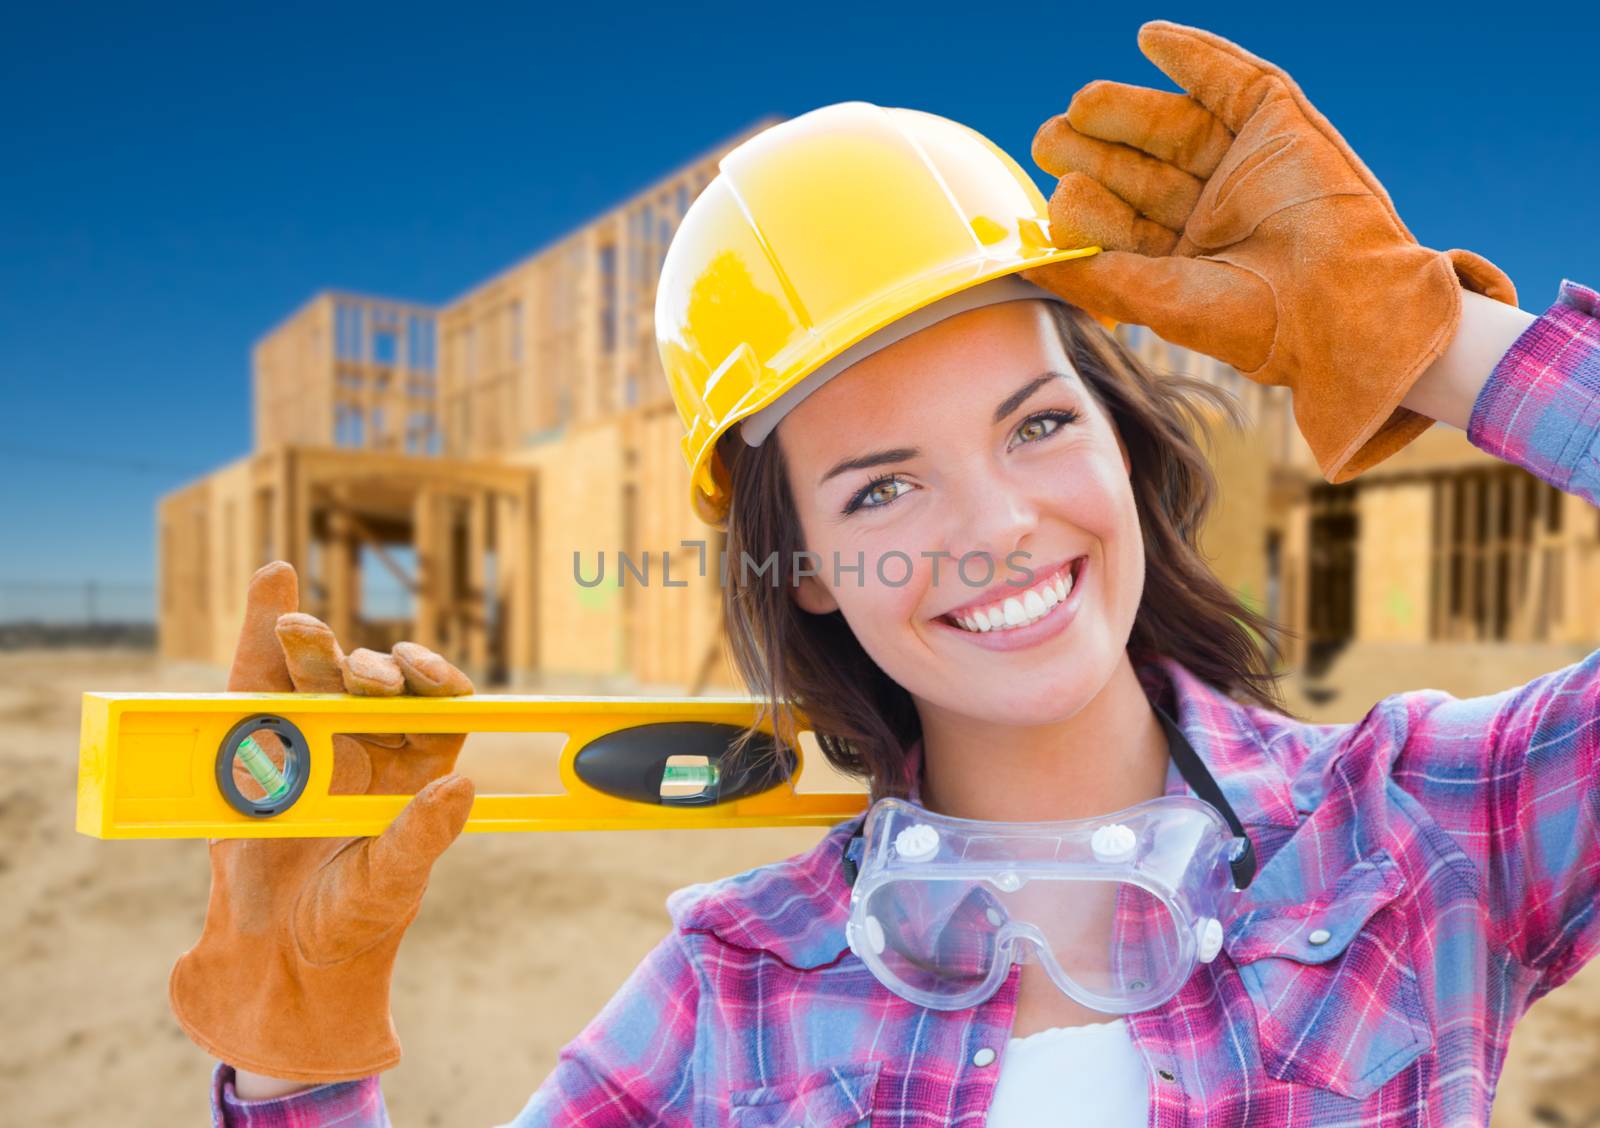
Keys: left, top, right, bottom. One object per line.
{"left": 1021, "top": 20, "right": 1518, "bottom": 484}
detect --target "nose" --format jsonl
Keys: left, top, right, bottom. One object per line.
{"left": 946, "top": 467, "right": 1041, "bottom": 580}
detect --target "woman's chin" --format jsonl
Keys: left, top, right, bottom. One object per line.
{"left": 928, "top": 674, "right": 1098, "bottom": 729}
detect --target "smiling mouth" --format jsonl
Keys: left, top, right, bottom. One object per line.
{"left": 938, "top": 556, "right": 1086, "bottom": 633}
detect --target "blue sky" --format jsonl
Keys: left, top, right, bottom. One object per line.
{"left": 2, "top": 1, "right": 1594, "bottom": 601}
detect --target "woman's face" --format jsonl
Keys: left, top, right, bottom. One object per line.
{"left": 777, "top": 298, "right": 1144, "bottom": 728}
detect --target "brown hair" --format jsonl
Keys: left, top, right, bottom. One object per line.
{"left": 716, "top": 300, "right": 1296, "bottom": 802}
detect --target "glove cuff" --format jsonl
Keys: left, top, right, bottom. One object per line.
{"left": 1319, "top": 248, "right": 1516, "bottom": 483}
{"left": 170, "top": 948, "right": 402, "bottom": 1084}
{"left": 1444, "top": 247, "right": 1517, "bottom": 307}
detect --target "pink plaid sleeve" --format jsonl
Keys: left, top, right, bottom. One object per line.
{"left": 497, "top": 928, "right": 703, "bottom": 1126}
{"left": 208, "top": 928, "right": 702, "bottom": 1127}
{"left": 1466, "top": 280, "right": 1600, "bottom": 495}
{"left": 1481, "top": 651, "right": 1600, "bottom": 994}
{"left": 1397, "top": 280, "right": 1600, "bottom": 997}
{"left": 1396, "top": 648, "right": 1600, "bottom": 999}
{"left": 212, "top": 1062, "right": 388, "bottom": 1126}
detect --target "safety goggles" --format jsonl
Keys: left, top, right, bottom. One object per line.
{"left": 841, "top": 704, "right": 1256, "bottom": 1013}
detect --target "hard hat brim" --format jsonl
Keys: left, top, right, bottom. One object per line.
{"left": 689, "top": 247, "right": 1099, "bottom": 528}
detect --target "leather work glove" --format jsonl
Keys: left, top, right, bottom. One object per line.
{"left": 1022, "top": 20, "right": 1518, "bottom": 483}
{"left": 168, "top": 561, "right": 477, "bottom": 1084}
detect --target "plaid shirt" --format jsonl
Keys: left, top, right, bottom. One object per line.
{"left": 214, "top": 280, "right": 1600, "bottom": 1126}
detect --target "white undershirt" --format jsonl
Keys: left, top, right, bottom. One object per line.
{"left": 984, "top": 1018, "right": 1150, "bottom": 1126}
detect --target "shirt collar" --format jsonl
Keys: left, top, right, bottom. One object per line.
{"left": 668, "top": 655, "right": 1299, "bottom": 970}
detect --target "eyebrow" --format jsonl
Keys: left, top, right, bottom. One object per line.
{"left": 817, "top": 370, "right": 1071, "bottom": 486}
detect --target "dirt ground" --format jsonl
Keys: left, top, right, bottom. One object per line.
{"left": 4, "top": 647, "right": 1599, "bottom": 1125}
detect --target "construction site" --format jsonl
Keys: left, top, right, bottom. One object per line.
{"left": 6, "top": 113, "right": 1598, "bottom": 1127}
{"left": 156, "top": 115, "right": 1598, "bottom": 694}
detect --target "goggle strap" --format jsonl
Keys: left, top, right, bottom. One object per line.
{"left": 1153, "top": 702, "right": 1257, "bottom": 889}
{"left": 842, "top": 825, "right": 865, "bottom": 887}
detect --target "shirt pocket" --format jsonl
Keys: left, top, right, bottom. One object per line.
{"left": 728, "top": 1060, "right": 882, "bottom": 1128}
{"left": 1225, "top": 848, "right": 1433, "bottom": 1100}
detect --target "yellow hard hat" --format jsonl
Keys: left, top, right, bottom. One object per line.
{"left": 654, "top": 100, "right": 1102, "bottom": 530}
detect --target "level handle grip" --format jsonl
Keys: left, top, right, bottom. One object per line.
{"left": 571, "top": 721, "right": 795, "bottom": 805}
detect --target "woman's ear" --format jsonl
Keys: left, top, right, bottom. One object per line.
{"left": 792, "top": 571, "right": 840, "bottom": 616}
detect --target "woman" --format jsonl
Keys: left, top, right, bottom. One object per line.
{"left": 183, "top": 21, "right": 1600, "bottom": 1125}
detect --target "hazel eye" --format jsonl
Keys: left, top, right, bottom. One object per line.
{"left": 1012, "top": 408, "right": 1080, "bottom": 448}
{"left": 845, "top": 474, "right": 911, "bottom": 515}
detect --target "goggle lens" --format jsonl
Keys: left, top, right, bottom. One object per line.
{"left": 860, "top": 876, "right": 1186, "bottom": 1008}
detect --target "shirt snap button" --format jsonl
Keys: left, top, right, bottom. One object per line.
{"left": 1307, "top": 928, "right": 1332, "bottom": 946}
{"left": 1157, "top": 1068, "right": 1177, "bottom": 1082}
{"left": 972, "top": 1047, "right": 997, "bottom": 1067}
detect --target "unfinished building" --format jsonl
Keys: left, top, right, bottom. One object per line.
{"left": 253, "top": 293, "right": 442, "bottom": 455}
{"left": 159, "top": 118, "right": 776, "bottom": 689}
{"left": 159, "top": 113, "right": 1596, "bottom": 693}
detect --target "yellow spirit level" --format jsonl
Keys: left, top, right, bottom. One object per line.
{"left": 77, "top": 692, "right": 870, "bottom": 840}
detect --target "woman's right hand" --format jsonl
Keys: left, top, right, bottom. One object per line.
{"left": 169, "top": 561, "right": 477, "bottom": 1087}
{"left": 1021, "top": 20, "right": 1518, "bottom": 486}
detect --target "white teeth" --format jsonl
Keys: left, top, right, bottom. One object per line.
{"left": 946, "top": 560, "right": 1082, "bottom": 635}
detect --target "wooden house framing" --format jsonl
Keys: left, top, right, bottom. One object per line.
{"left": 158, "top": 114, "right": 1600, "bottom": 690}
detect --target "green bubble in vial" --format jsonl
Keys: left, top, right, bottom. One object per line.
{"left": 237, "top": 735, "right": 290, "bottom": 801}
{"left": 661, "top": 763, "right": 719, "bottom": 790}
